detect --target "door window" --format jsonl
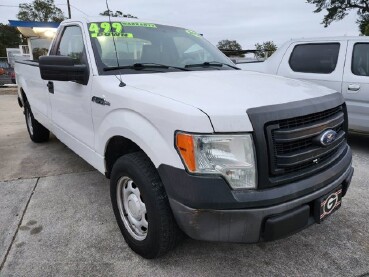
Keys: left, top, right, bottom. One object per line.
{"left": 289, "top": 43, "right": 340, "bottom": 74}
{"left": 57, "top": 26, "right": 86, "bottom": 64}
{"left": 352, "top": 43, "right": 369, "bottom": 76}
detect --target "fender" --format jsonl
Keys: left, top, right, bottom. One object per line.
{"left": 96, "top": 108, "right": 185, "bottom": 171}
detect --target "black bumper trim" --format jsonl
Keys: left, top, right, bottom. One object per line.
{"left": 158, "top": 146, "right": 353, "bottom": 210}
{"left": 169, "top": 169, "right": 353, "bottom": 243}
{"left": 262, "top": 205, "right": 310, "bottom": 241}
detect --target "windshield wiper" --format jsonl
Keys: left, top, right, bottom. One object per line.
{"left": 103, "top": 63, "right": 190, "bottom": 72}
{"left": 185, "top": 61, "right": 240, "bottom": 70}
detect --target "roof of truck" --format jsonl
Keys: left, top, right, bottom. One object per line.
{"left": 288, "top": 36, "right": 369, "bottom": 42}
{"left": 61, "top": 16, "right": 184, "bottom": 29}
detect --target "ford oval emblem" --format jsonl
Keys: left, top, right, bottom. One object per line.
{"left": 319, "top": 130, "right": 338, "bottom": 146}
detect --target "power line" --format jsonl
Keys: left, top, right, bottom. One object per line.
{"left": 0, "top": 3, "right": 89, "bottom": 16}
{"left": 56, "top": 3, "right": 89, "bottom": 16}
{"left": 0, "top": 2, "right": 89, "bottom": 24}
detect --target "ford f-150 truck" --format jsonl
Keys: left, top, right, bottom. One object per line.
{"left": 15, "top": 18, "right": 354, "bottom": 259}
{"left": 239, "top": 37, "right": 369, "bottom": 133}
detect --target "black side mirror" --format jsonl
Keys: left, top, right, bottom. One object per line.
{"left": 39, "top": 56, "right": 89, "bottom": 85}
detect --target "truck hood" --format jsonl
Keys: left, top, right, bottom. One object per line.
{"left": 123, "top": 70, "right": 337, "bottom": 132}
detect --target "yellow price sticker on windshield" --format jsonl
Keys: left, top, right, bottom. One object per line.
{"left": 121, "top": 22, "right": 157, "bottom": 28}
{"left": 89, "top": 22, "right": 134, "bottom": 38}
{"left": 186, "top": 29, "right": 201, "bottom": 38}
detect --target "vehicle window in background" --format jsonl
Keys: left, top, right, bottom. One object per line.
{"left": 30, "top": 38, "right": 53, "bottom": 61}
{"left": 0, "top": 60, "right": 10, "bottom": 68}
{"left": 289, "top": 43, "right": 340, "bottom": 74}
{"left": 172, "top": 36, "right": 213, "bottom": 65}
{"left": 352, "top": 43, "right": 369, "bottom": 76}
{"left": 57, "top": 26, "right": 86, "bottom": 64}
{"left": 88, "top": 22, "right": 232, "bottom": 74}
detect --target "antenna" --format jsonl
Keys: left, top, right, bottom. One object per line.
{"left": 106, "top": 0, "right": 126, "bottom": 87}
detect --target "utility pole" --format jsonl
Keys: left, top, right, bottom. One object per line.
{"left": 67, "top": 0, "right": 71, "bottom": 18}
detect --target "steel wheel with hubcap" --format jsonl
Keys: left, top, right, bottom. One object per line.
{"left": 117, "top": 176, "right": 148, "bottom": 241}
{"left": 110, "top": 152, "right": 183, "bottom": 259}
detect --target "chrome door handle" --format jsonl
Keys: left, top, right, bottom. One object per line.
{"left": 348, "top": 84, "right": 360, "bottom": 92}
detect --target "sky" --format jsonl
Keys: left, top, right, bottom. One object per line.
{"left": 0, "top": 0, "right": 360, "bottom": 49}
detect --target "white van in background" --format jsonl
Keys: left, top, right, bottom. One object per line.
{"left": 239, "top": 37, "right": 369, "bottom": 133}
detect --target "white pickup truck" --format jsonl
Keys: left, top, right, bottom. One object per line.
{"left": 239, "top": 37, "right": 369, "bottom": 133}
{"left": 15, "top": 18, "right": 353, "bottom": 258}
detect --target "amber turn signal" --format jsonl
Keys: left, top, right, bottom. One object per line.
{"left": 176, "top": 133, "right": 196, "bottom": 172}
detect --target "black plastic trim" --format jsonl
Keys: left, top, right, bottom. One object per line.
{"left": 262, "top": 205, "right": 310, "bottom": 241}
{"left": 273, "top": 111, "right": 344, "bottom": 142}
{"left": 158, "top": 146, "right": 352, "bottom": 210}
{"left": 169, "top": 170, "right": 352, "bottom": 243}
{"left": 246, "top": 92, "right": 346, "bottom": 188}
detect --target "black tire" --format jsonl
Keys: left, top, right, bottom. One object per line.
{"left": 24, "top": 100, "right": 49, "bottom": 143}
{"left": 110, "top": 152, "right": 182, "bottom": 259}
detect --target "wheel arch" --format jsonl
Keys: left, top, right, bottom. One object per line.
{"left": 104, "top": 136, "right": 142, "bottom": 178}
{"left": 100, "top": 110, "right": 184, "bottom": 179}
{"left": 18, "top": 87, "right": 27, "bottom": 107}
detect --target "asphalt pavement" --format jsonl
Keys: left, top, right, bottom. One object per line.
{"left": 0, "top": 91, "right": 368, "bottom": 277}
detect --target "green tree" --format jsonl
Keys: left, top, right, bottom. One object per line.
{"left": 217, "top": 40, "right": 244, "bottom": 57}
{"left": 100, "top": 10, "right": 138, "bottom": 18}
{"left": 306, "top": 0, "right": 369, "bottom": 34}
{"left": 255, "top": 41, "right": 277, "bottom": 58}
{"left": 17, "top": 0, "right": 65, "bottom": 22}
{"left": 0, "top": 24, "right": 24, "bottom": 57}
{"left": 358, "top": 14, "right": 369, "bottom": 35}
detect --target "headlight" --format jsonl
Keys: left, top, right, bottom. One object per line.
{"left": 175, "top": 132, "right": 257, "bottom": 189}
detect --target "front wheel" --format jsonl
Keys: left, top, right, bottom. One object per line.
{"left": 24, "top": 100, "right": 49, "bottom": 143}
{"left": 110, "top": 152, "right": 182, "bottom": 259}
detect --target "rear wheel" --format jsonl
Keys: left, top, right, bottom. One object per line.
{"left": 24, "top": 100, "right": 49, "bottom": 143}
{"left": 110, "top": 152, "right": 182, "bottom": 259}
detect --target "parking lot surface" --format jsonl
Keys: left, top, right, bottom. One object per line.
{"left": 0, "top": 92, "right": 368, "bottom": 277}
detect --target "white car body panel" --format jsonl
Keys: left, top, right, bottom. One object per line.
{"left": 121, "top": 70, "right": 336, "bottom": 132}
{"left": 15, "top": 62, "right": 51, "bottom": 129}
{"left": 91, "top": 76, "right": 214, "bottom": 169}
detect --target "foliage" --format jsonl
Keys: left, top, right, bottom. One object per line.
{"left": 100, "top": 10, "right": 138, "bottom": 18}
{"left": 358, "top": 14, "right": 369, "bottom": 35}
{"left": 32, "top": 47, "right": 49, "bottom": 60}
{"left": 0, "top": 24, "right": 24, "bottom": 57}
{"left": 17, "top": 0, "right": 65, "bottom": 22}
{"left": 255, "top": 41, "right": 277, "bottom": 58}
{"left": 217, "top": 39, "right": 242, "bottom": 51}
{"left": 307, "top": 0, "right": 369, "bottom": 34}
{"left": 217, "top": 40, "right": 244, "bottom": 57}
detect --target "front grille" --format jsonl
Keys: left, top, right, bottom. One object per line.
{"left": 278, "top": 106, "right": 342, "bottom": 129}
{"left": 265, "top": 105, "right": 347, "bottom": 183}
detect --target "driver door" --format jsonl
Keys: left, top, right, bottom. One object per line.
{"left": 49, "top": 24, "right": 95, "bottom": 148}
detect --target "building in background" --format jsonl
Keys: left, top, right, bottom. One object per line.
{"left": 8, "top": 20, "right": 59, "bottom": 62}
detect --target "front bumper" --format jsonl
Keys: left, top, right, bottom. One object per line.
{"left": 158, "top": 147, "right": 353, "bottom": 243}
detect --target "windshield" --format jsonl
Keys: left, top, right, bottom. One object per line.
{"left": 88, "top": 21, "right": 235, "bottom": 74}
